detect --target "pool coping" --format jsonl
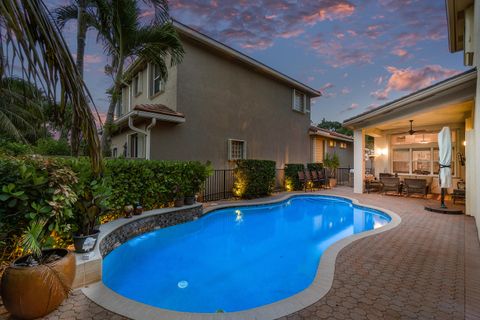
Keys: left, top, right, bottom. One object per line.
{"left": 82, "top": 193, "right": 402, "bottom": 320}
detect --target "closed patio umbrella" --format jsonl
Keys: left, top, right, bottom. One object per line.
{"left": 438, "top": 127, "right": 452, "bottom": 208}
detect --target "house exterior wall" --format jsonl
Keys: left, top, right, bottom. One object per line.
{"left": 148, "top": 39, "right": 313, "bottom": 168}
{"left": 471, "top": 0, "right": 479, "bottom": 229}
{"left": 324, "top": 139, "right": 353, "bottom": 168}
{"left": 312, "top": 137, "right": 325, "bottom": 163}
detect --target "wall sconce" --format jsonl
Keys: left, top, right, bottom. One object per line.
{"left": 375, "top": 148, "right": 388, "bottom": 157}
{"left": 463, "top": 140, "right": 467, "bottom": 146}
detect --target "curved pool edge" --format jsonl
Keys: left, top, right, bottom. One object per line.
{"left": 81, "top": 193, "right": 401, "bottom": 320}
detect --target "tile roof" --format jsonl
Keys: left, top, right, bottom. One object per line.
{"left": 309, "top": 126, "right": 354, "bottom": 141}
{"left": 133, "top": 104, "right": 185, "bottom": 118}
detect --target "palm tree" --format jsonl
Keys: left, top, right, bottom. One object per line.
{"left": 0, "top": 0, "right": 102, "bottom": 174}
{"left": 0, "top": 77, "right": 46, "bottom": 142}
{"left": 54, "top": 0, "right": 184, "bottom": 155}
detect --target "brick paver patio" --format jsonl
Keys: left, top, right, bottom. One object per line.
{"left": 1, "top": 187, "right": 479, "bottom": 320}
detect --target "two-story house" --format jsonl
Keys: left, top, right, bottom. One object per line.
{"left": 110, "top": 20, "right": 321, "bottom": 169}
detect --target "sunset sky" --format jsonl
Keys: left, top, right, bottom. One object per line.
{"left": 49, "top": 0, "right": 469, "bottom": 124}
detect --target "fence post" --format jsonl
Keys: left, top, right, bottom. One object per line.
{"left": 223, "top": 170, "right": 226, "bottom": 199}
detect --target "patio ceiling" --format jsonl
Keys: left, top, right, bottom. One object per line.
{"left": 367, "top": 100, "right": 474, "bottom": 135}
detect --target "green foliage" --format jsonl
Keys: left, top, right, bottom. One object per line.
{"left": 284, "top": 164, "right": 305, "bottom": 191}
{"left": 307, "top": 163, "right": 324, "bottom": 171}
{"left": 0, "top": 156, "right": 77, "bottom": 261}
{"left": 317, "top": 118, "right": 353, "bottom": 136}
{"left": 0, "top": 139, "right": 33, "bottom": 156}
{"left": 35, "top": 138, "right": 71, "bottom": 156}
{"left": 234, "top": 160, "right": 276, "bottom": 199}
{"left": 324, "top": 153, "right": 340, "bottom": 178}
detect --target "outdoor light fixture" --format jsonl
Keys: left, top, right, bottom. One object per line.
{"left": 463, "top": 140, "right": 467, "bottom": 146}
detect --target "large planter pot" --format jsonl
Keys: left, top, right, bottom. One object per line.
{"left": 174, "top": 197, "right": 184, "bottom": 207}
{"left": 184, "top": 195, "right": 196, "bottom": 205}
{"left": 1, "top": 248, "right": 75, "bottom": 320}
{"left": 329, "top": 178, "right": 337, "bottom": 188}
{"left": 73, "top": 230, "right": 100, "bottom": 253}
{"left": 124, "top": 204, "right": 134, "bottom": 218}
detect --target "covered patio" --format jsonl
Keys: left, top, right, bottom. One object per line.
{"left": 344, "top": 69, "right": 476, "bottom": 215}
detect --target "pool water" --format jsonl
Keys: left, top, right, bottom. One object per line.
{"left": 103, "top": 196, "right": 390, "bottom": 313}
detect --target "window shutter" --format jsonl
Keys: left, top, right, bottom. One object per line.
{"left": 138, "top": 71, "right": 143, "bottom": 94}
{"left": 242, "top": 141, "right": 247, "bottom": 159}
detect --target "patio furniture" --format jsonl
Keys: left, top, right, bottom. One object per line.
{"left": 404, "top": 178, "right": 429, "bottom": 197}
{"left": 379, "top": 173, "right": 394, "bottom": 180}
{"left": 365, "top": 179, "right": 383, "bottom": 193}
{"left": 297, "top": 171, "right": 312, "bottom": 192}
{"left": 380, "top": 177, "right": 401, "bottom": 195}
{"left": 453, "top": 181, "right": 466, "bottom": 204}
{"left": 311, "top": 170, "right": 326, "bottom": 189}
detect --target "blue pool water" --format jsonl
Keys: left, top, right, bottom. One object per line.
{"left": 103, "top": 196, "right": 390, "bottom": 313}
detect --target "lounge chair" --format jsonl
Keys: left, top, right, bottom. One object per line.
{"left": 380, "top": 177, "right": 401, "bottom": 195}
{"left": 404, "top": 178, "right": 429, "bottom": 198}
{"left": 317, "top": 169, "right": 327, "bottom": 189}
{"left": 310, "top": 170, "right": 326, "bottom": 189}
{"left": 297, "top": 171, "right": 312, "bottom": 192}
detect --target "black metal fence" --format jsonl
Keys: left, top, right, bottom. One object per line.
{"left": 335, "top": 167, "right": 352, "bottom": 186}
{"left": 199, "top": 167, "right": 352, "bottom": 202}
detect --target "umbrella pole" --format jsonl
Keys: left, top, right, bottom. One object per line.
{"left": 440, "top": 188, "right": 447, "bottom": 208}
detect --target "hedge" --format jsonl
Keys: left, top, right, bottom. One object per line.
{"left": 0, "top": 156, "right": 211, "bottom": 262}
{"left": 307, "top": 162, "right": 324, "bottom": 171}
{"left": 233, "top": 160, "right": 276, "bottom": 199}
{"left": 284, "top": 163, "right": 305, "bottom": 191}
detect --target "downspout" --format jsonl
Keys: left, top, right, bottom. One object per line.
{"left": 128, "top": 115, "right": 156, "bottom": 160}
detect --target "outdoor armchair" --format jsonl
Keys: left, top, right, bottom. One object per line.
{"left": 404, "top": 178, "right": 429, "bottom": 197}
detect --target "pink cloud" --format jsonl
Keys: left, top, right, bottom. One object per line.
{"left": 302, "top": 3, "right": 355, "bottom": 25}
{"left": 279, "top": 29, "right": 304, "bottom": 39}
{"left": 342, "top": 103, "right": 359, "bottom": 113}
{"left": 371, "top": 65, "right": 460, "bottom": 100}
{"left": 391, "top": 48, "right": 410, "bottom": 58}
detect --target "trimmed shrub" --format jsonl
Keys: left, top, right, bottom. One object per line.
{"left": 307, "top": 162, "right": 324, "bottom": 171}
{"left": 35, "top": 138, "right": 71, "bottom": 156}
{"left": 0, "top": 140, "right": 32, "bottom": 156}
{"left": 0, "top": 156, "right": 78, "bottom": 263}
{"left": 284, "top": 163, "right": 305, "bottom": 191}
{"left": 233, "top": 160, "right": 276, "bottom": 199}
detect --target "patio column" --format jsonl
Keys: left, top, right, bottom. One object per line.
{"left": 353, "top": 129, "right": 365, "bottom": 193}
{"left": 465, "top": 120, "right": 475, "bottom": 217}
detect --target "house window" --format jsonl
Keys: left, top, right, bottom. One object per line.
{"left": 228, "top": 139, "right": 246, "bottom": 160}
{"left": 340, "top": 142, "right": 347, "bottom": 149}
{"left": 412, "top": 149, "right": 431, "bottom": 174}
{"left": 150, "top": 64, "right": 163, "bottom": 96}
{"left": 128, "top": 133, "right": 145, "bottom": 158}
{"left": 112, "top": 147, "right": 118, "bottom": 158}
{"left": 393, "top": 147, "right": 455, "bottom": 175}
{"left": 392, "top": 149, "right": 410, "bottom": 174}
{"left": 293, "top": 89, "right": 306, "bottom": 112}
{"left": 133, "top": 72, "right": 142, "bottom": 96}
{"left": 329, "top": 140, "right": 336, "bottom": 148}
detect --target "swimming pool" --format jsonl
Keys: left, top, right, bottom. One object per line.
{"left": 102, "top": 195, "right": 391, "bottom": 313}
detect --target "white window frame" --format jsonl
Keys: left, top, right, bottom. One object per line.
{"left": 126, "top": 133, "right": 146, "bottom": 159}
{"left": 292, "top": 89, "right": 307, "bottom": 113}
{"left": 149, "top": 64, "right": 164, "bottom": 97}
{"left": 133, "top": 71, "right": 142, "bottom": 96}
{"left": 391, "top": 146, "right": 456, "bottom": 176}
{"left": 228, "top": 139, "right": 247, "bottom": 161}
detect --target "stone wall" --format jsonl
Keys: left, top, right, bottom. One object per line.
{"left": 99, "top": 205, "right": 203, "bottom": 257}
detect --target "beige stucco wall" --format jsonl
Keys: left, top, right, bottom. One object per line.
{"left": 148, "top": 39, "right": 313, "bottom": 169}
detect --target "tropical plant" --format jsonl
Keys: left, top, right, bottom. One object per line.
{"left": 324, "top": 153, "right": 340, "bottom": 178}
{"left": 35, "top": 138, "right": 72, "bottom": 156}
{"left": 0, "top": 77, "right": 47, "bottom": 142}
{"left": 54, "top": 0, "right": 184, "bottom": 154}
{"left": 0, "top": 0, "right": 103, "bottom": 175}
{"left": 234, "top": 160, "right": 276, "bottom": 199}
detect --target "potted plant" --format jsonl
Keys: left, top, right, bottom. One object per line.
{"left": 324, "top": 153, "right": 340, "bottom": 188}
{"left": 184, "top": 162, "right": 212, "bottom": 205}
{"left": 72, "top": 177, "right": 110, "bottom": 253}
{"left": 1, "top": 217, "right": 75, "bottom": 319}
{"left": 134, "top": 201, "right": 143, "bottom": 215}
{"left": 173, "top": 184, "right": 185, "bottom": 207}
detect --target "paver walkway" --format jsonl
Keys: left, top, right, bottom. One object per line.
{"left": 1, "top": 187, "right": 479, "bottom": 320}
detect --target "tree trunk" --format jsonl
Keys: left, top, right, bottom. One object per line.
{"left": 71, "top": 0, "right": 87, "bottom": 156}
{"left": 101, "top": 60, "right": 124, "bottom": 155}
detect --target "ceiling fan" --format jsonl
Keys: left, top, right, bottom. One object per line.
{"left": 396, "top": 120, "right": 427, "bottom": 135}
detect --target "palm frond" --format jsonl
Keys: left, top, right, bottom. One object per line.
{"left": 0, "top": 0, "right": 103, "bottom": 175}
{"left": 53, "top": 3, "right": 79, "bottom": 29}
{"left": 21, "top": 219, "right": 46, "bottom": 259}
